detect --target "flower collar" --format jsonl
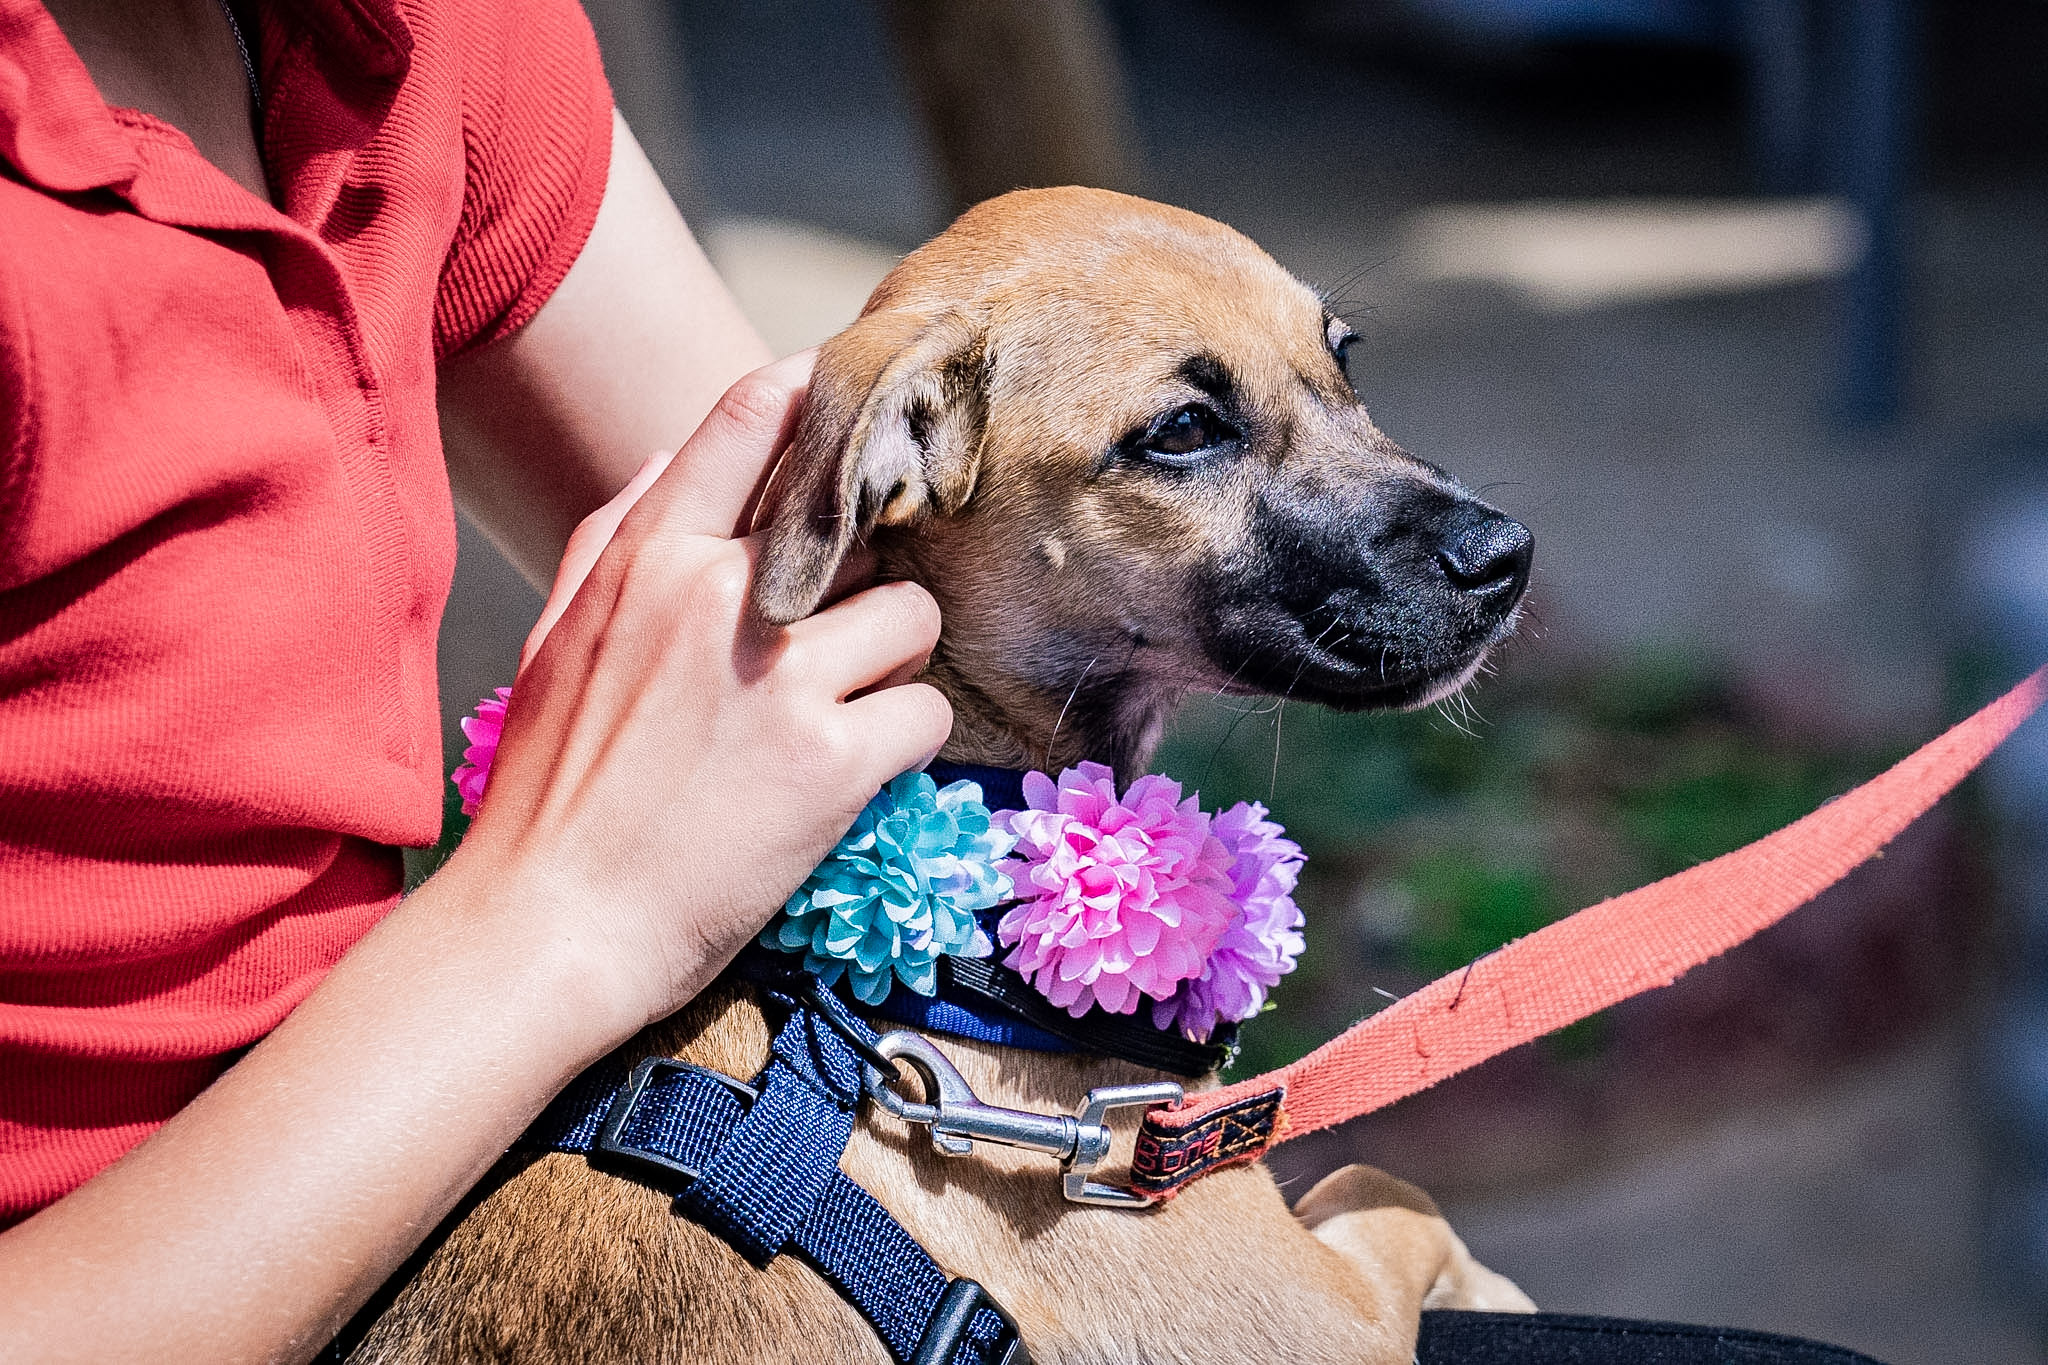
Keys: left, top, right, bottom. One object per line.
{"left": 758, "top": 758, "right": 1305, "bottom": 1048}
{"left": 451, "top": 692, "right": 1305, "bottom": 1058}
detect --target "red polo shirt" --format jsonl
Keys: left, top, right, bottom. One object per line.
{"left": 0, "top": 0, "right": 612, "bottom": 1224}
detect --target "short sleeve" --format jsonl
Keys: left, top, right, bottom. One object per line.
{"left": 432, "top": 0, "right": 613, "bottom": 362}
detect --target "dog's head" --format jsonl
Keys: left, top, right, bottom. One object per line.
{"left": 753, "top": 188, "right": 1530, "bottom": 768}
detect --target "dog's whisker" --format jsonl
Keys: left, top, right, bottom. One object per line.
{"left": 1198, "top": 712, "right": 1254, "bottom": 791}
{"left": 1433, "top": 697, "right": 1478, "bottom": 740}
{"left": 1268, "top": 699, "right": 1286, "bottom": 803}
{"left": 1433, "top": 687, "right": 1485, "bottom": 738}
{"left": 1210, "top": 640, "right": 1266, "bottom": 701}
{"left": 1197, "top": 646, "right": 1273, "bottom": 789}
{"left": 1107, "top": 633, "right": 1144, "bottom": 767}
{"left": 1462, "top": 690, "right": 1487, "bottom": 726}
{"left": 1044, "top": 654, "right": 1099, "bottom": 771}
{"left": 1279, "top": 617, "right": 1343, "bottom": 708}
{"left": 1315, "top": 257, "right": 1394, "bottom": 315}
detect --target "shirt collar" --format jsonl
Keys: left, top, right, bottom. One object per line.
{"left": 0, "top": 0, "right": 140, "bottom": 194}
{"left": 0, "top": 0, "right": 414, "bottom": 228}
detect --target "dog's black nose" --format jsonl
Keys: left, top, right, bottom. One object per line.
{"left": 1436, "top": 514, "right": 1533, "bottom": 596}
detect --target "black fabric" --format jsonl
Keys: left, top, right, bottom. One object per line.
{"left": 924, "top": 760, "right": 1029, "bottom": 814}
{"left": 1418, "top": 1312, "right": 1889, "bottom": 1364}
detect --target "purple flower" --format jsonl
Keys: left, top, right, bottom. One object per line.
{"left": 1153, "top": 800, "right": 1306, "bottom": 1041}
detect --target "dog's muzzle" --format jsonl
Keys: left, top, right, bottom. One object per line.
{"left": 1199, "top": 485, "right": 1533, "bottom": 710}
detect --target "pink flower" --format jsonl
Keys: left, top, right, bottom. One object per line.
{"left": 995, "top": 762, "right": 1239, "bottom": 1018}
{"left": 1153, "top": 801, "right": 1306, "bottom": 1041}
{"left": 450, "top": 687, "right": 512, "bottom": 817}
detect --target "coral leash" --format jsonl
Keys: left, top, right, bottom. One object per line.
{"left": 1128, "top": 664, "right": 2048, "bottom": 1201}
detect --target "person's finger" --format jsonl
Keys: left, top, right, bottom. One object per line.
{"left": 855, "top": 644, "right": 932, "bottom": 701}
{"left": 523, "top": 348, "right": 811, "bottom": 675}
{"left": 783, "top": 579, "right": 942, "bottom": 700}
{"left": 636, "top": 350, "right": 817, "bottom": 540}
{"left": 521, "top": 447, "right": 676, "bottom": 674}
{"left": 841, "top": 681, "right": 954, "bottom": 786}
{"left": 739, "top": 347, "right": 820, "bottom": 538}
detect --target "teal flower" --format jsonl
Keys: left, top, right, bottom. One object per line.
{"left": 762, "top": 773, "right": 1016, "bottom": 1004}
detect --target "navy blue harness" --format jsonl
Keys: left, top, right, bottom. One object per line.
{"left": 521, "top": 976, "right": 1026, "bottom": 1365}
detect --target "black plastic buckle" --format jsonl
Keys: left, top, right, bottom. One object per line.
{"left": 588, "top": 1057, "right": 757, "bottom": 1193}
{"left": 910, "top": 1277, "right": 1029, "bottom": 1365}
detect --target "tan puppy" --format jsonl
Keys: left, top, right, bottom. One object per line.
{"left": 350, "top": 188, "right": 1534, "bottom": 1364}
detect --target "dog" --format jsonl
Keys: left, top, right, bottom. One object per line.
{"left": 349, "top": 187, "right": 1535, "bottom": 1363}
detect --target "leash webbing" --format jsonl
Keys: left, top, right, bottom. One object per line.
{"left": 1128, "top": 664, "right": 2048, "bottom": 1199}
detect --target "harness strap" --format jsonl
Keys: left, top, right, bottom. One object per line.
{"left": 524, "top": 1000, "right": 1026, "bottom": 1364}
{"left": 1130, "top": 663, "right": 2048, "bottom": 1200}
{"left": 676, "top": 1005, "right": 860, "bottom": 1266}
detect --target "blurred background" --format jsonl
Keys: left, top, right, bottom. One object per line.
{"left": 428, "top": 2, "right": 2048, "bottom": 1359}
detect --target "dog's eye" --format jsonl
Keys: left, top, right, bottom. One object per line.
{"left": 1138, "top": 403, "right": 1236, "bottom": 464}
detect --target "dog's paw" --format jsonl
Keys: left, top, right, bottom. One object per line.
{"left": 1422, "top": 1232, "right": 1537, "bottom": 1314}
{"left": 1292, "top": 1164, "right": 1536, "bottom": 1317}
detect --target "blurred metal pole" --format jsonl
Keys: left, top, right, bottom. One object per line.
{"left": 878, "top": 0, "right": 1142, "bottom": 219}
{"left": 1834, "top": 0, "right": 1913, "bottom": 427}
{"left": 1735, "top": 0, "right": 1815, "bottom": 194}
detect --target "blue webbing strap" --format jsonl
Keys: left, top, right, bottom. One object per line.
{"left": 521, "top": 999, "right": 1024, "bottom": 1365}
{"left": 676, "top": 1006, "right": 859, "bottom": 1266}
{"left": 795, "top": 1169, "right": 1016, "bottom": 1363}
{"left": 870, "top": 985, "right": 1076, "bottom": 1052}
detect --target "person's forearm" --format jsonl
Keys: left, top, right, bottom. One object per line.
{"left": 0, "top": 354, "right": 950, "bottom": 1365}
{"left": 0, "top": 849, "right": 646, "bottom": 1365}
{"left": 437, "top": 110, "right": 775, "bottom": 588}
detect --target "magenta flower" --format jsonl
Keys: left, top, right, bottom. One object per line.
{"left": 995, "top": 763, "right": 1239, "bottom": 1018}
{"left": 450, "top": 687, "right": 512, "bottom": 816}
{"left": 1153, "top": 800, "right": 1306, "bottom": 1041}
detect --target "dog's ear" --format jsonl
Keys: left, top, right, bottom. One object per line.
{"left": 751, "top": 309, "right": 987, "bottom": 625}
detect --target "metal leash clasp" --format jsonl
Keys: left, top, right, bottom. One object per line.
{"left": 861, "top": 1030, "right": 1183, "bottom": 1208}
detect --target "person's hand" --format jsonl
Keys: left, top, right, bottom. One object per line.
{"left": 445, "top": 352, "right": 952, "bottom": 1042}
